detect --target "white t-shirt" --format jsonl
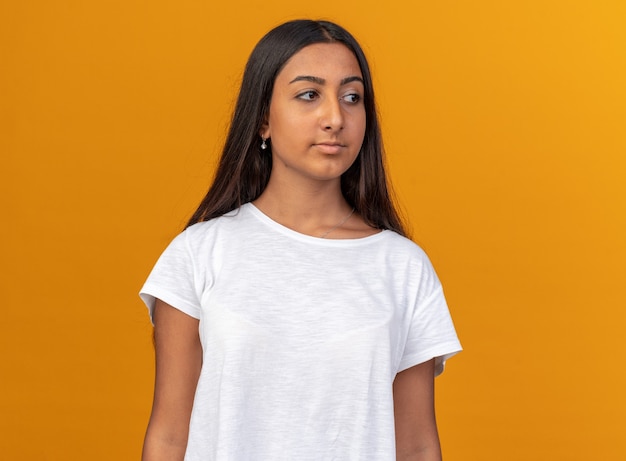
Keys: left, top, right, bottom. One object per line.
{"left": 140, "top": 203, "right": 461, "bottom": 460}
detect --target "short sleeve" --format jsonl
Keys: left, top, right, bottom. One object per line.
{"left": 139, "top": 230, "right": 202, "bottom": 323}
{"left": 397, "top": 257, "right": 462, "bottom": 376}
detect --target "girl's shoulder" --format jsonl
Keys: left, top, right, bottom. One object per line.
{"left": 379, "top": 229, "right": 429, "bottom": 256}
{"left": 181, "top": 204, "right": 254, "bottom": 247}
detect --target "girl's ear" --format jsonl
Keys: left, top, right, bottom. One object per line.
{"left": 259, "top": 116, "right": 270, "bottom": 139}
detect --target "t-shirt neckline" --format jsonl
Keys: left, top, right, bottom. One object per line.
{"left": 245, "top": 202, "right": 389, "bottom": 246}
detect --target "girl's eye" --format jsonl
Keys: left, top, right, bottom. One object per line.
{"left": 297, "top": 90, "right": 318, "bottom": 101}
{"left": 342, "top": 93, "right": 361, "bottom": 104}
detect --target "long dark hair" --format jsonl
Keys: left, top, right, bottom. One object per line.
{"left": 186, "top": 19, "right": 407, "bottom": 236}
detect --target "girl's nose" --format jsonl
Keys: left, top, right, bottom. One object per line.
{"left": 321, "top": 97, "right": 344, "bottom": 131}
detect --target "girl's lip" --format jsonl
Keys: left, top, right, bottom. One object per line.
{"left": 314, "top": 143, "right": 345, "bottom": 154}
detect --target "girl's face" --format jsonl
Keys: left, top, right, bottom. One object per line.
{"left": 261, "top": 43, "right": 366, "bottom": 185}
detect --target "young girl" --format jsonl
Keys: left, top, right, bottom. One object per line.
{"left": 140, "top": 19, "right": 461, "bottom": 461}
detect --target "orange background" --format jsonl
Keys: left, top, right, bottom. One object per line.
{"left": 2, "top": 1, "right": 625, "bottom": 459}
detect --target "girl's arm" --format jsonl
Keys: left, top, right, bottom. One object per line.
{"left": 142, "top": 299, "right": 202, "bottom": 461}
{"left": 393, "top": 359, "right": 442, "bottom": 461}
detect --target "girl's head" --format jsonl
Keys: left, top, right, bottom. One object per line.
{"left": 242, "top": 19, "right": 377, "bottom": 158}
{"left": 188, "top": 19, "right": 405, "bottom": 236}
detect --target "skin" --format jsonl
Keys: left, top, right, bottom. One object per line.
{"left": 261, "top": 43, "right": 366, "bottom": 186}
{"left": 255, "top": 42, "right": 371, "bottom": 238}
{"left": 142, "top": 300, "right": 201, "bottom": 461}
{"left": 394, "top": 359, "right": 443, "bottom": 461}
{"left": 142, "top": 43, "right": 442, "bottom": 461}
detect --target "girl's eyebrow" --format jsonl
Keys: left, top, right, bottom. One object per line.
{"left": 289, "top": 75, "right": 364, "bottom": 85}
{"left": 341, "top": 76, "right": 364, "bottom": 85}
{"left": 290, "top": 75, "right": 325, "bottom": 85}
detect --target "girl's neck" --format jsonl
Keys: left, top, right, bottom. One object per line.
{"left": 252, "top": 178, "right": 355, "bottom": 238}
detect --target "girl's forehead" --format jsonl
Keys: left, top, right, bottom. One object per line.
{"left": 277, "top": 43, "right": 362, "bottom": 81}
